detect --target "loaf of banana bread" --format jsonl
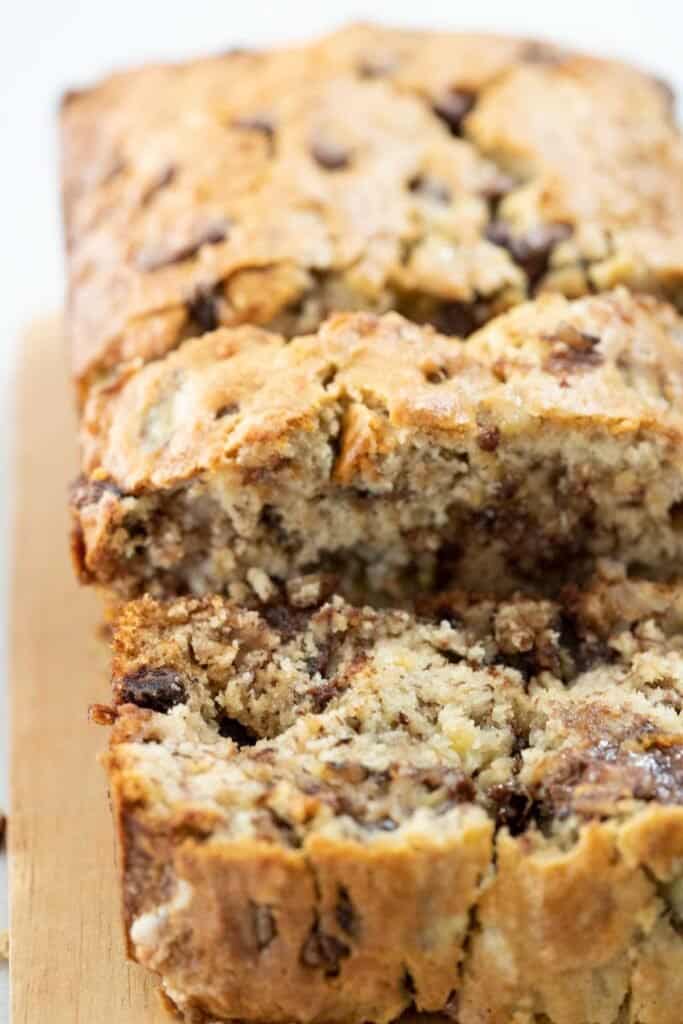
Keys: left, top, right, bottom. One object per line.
{"left": 104, "top": 568, "right": 683, "bottom": 1024}
{"left": 61, "top": 24, "right": 683, "bottom": 400}
{"left": 66, "top": 25, "right": 683, "bottom": 1024}
{"left": 73, "top": 290, "right": 683, "bottom": 601}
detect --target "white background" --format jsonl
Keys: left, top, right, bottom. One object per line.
{"left": 1, "top": 1, "right": 682, "bottom": 1018}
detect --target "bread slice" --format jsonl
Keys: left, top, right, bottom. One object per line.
{"left": 73, "top": 290, "right": 683, "bottom": 601}
{"left": 104, "top": 568, "right": 683, "bottom": 1024}
{"left": 61, "top": 24, "right": 683, "bottom": 398}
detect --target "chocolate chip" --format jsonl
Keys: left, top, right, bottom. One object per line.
{"left": 485, "top": 221, "right": 514, "bottom": 248}
{"left": 480, "top": 172, "right": 518, "bottom": 216}
{"left": 546, "top": 322, "right": 601, "bottom": 351}
{"left": 311, "top": 138, "right": 351, "bottom": 170}
{"left": 493, "top": 650, "right": 540, "bottom": 684}
{"left": 250, "top": 901, "right": 277, "bottom": 950}
{"left": 438, "top": 651, "right": 464, "bottom": 675}
{"left": 408, "top": 174, "right": 451, "bottom": 204}
{"left": 118, "top": 667, "right": 186, "bottom": 713}
{"left": 443, "top": 991, "right": 460, "bottom": 1020}
{"left": 187, "top": 287, "right": 221, "bottom": 333}
{"left": 411, "top": 767, "right": 474, "bottom": 803}
{"left": 669, "top": 903, "right": 683, "bottom": 937}
{"left": 632, "top": 741, "right": 683, "bottom": 803}
{"left": 544, "top": 328, "right": 604, "bottom": 375}
{"left": 320, "top": 364, "right": 338, "bottom": 388}
{"left": 477, "top": 507, "right": 498, "bottom": 530}
{"left": 432, "top": 89, "right": 476, "bottom": 135}
{"left": 434, "top": 540, "right": 464, "bottom": 591}
{"left": 193, "top": 224, "right": 228, "bottom": 246}
{"left": 489, "top": 781, "right": 534, "bottom": 835}
{"left": 260, "top": 604, "right": 309, "bottom": 640}
{"left": 424, "top": 365, "right": 450, "bottom": 384}
{"left": 300, "top": 917, "right": 350, "bottom": 976}
{"left": 233, "top": 115, "right": 276, "bottom": 155}
{"left": 542, "top": 737, "right": 683, "bottom": 819}
{"left": 138, "top": 221, "right": 230, "bottom": 272}
{"left": 477, "top": 425, "right": 500, "bottom": 452}
{"left": 266, "top": 808, "right": 301, "bottom": 847}
{"left": 308, "top": 681, "right": 342, "bottom": 713}
{"left": 670, "top": 502, "right": 683, "bottom": 533}
{"left": 335, "top": 886, "right": 359, "bottom": 938}
{"left": 215, "top": 401, "right": 239, "bottom": 419}
{"left": 258, "top": 505, "right": 295, "bottom": 550}
{"left": 448, "top": 773, "right": 476, "bottom": 802}
{"left": 431, "top": 302, "right": 478, "bottom": 338}
{"left": 217, "top": 715, "right": 258, "bottom": 747}
{"left": 402, "top": 970, "right": 416, "bottom": 996}
{"left": 411, "top": 770, "right": 448, "bottom": 790}
{"left": 425, "top": 604, "right": 463, "bottom": 629}
{"left": 485, "top": 221, "right": 572, "bottom": 287}
{"left": 306, "top": 639, "right": 332, "bottom": 680}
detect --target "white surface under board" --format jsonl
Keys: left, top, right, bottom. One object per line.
{"left": 1, "top": 1, "right": 683, "bottom": 1020}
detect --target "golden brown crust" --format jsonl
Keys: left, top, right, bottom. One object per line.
{"left": 105, "top": 577, "right": 683, "bottom": 1023}
{"left": 61, "top": 24, "right": 683, "bottom": 395}
{"left": 110, "top": 782, "right": 491, "bottom": 1024}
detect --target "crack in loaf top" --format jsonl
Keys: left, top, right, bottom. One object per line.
{"left": 77, "top": 291, "right": 683, "bottom": 492}
{"left": 61, "top": 23, "right": 683, "bottom": 398}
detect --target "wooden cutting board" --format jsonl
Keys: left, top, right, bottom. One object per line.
{"left": 9, "top": 318, "right": 167, "bottom": 1023}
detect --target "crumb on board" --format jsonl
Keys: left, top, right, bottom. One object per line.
{"left": 0, "top": 931, "right": 8, "bottom": 961}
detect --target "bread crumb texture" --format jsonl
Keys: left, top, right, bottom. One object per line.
{"left": 107, "top": 569, "right": 683, "bottom": 1023}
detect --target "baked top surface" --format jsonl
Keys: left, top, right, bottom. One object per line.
{"left": 78, "top": 289, "right": 683, "bottom": 493}
{"left": 61, "top": 23, "right": 683, "bottom": 391}
{"left": 106, "top": 570, "right": 683, "bottom": 1023}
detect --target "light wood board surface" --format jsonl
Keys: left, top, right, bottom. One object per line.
{"left": 9, "top": 319, "right": 168, "bottom": 1023}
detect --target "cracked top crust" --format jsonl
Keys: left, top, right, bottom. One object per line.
{"left": 61, "top": 23, "right": 683, "bottom": 396}
{"left": 105, "top": 569, "right": 683, "bottom": 1024}
{"left": 79, "top": 290, "right": 683, "bottom": 491}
